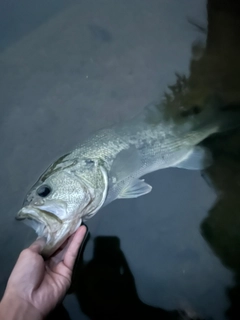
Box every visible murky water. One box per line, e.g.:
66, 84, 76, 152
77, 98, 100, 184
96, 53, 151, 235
1, 1, 240, 319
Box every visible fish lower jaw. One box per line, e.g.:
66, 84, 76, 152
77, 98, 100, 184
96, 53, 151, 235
23, 217, 51, 241
16, 207, 62, 244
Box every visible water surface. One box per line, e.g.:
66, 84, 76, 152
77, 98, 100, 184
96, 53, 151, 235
1, 1, 240, 319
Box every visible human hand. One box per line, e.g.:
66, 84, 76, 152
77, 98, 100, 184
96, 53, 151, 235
0, 225, 87, 320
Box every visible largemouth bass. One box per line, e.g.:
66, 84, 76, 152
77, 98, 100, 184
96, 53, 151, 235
16, 101, 239, 256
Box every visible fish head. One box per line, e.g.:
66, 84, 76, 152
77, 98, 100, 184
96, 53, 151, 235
16, 155, 108, 256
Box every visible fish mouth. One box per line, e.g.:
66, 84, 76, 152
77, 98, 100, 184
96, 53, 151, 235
16, 202, 83, 257
16, 206, 64, 256
16, 206, 62, 234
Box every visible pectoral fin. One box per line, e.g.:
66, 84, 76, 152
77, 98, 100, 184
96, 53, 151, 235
118, 179, 152, 199
174, 146, 212, 170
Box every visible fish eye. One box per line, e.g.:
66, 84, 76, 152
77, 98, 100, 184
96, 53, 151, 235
37, 185, 52, 197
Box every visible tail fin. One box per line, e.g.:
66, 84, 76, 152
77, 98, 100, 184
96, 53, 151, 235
180, 96, 240, 134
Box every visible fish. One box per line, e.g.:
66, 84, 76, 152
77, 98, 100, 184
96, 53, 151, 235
16, 99, 240, 256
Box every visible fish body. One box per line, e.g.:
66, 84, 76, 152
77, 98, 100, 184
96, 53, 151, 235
16, 102, 237, 256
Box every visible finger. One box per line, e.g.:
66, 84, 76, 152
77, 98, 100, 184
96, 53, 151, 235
48, 235, 74, 267
63, 225, 87, 270
29, 237, 46, 253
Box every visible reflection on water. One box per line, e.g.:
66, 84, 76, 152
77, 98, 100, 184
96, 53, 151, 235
162, 0, 240, 319
200, 1, 240, 319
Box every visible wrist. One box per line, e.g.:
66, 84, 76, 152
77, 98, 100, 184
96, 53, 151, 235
0, 294, 43, 320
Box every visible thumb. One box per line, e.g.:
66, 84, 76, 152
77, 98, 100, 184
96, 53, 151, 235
29, 237, 46, 254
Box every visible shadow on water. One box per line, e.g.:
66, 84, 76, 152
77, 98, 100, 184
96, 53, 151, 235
50, 235, 203, 320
